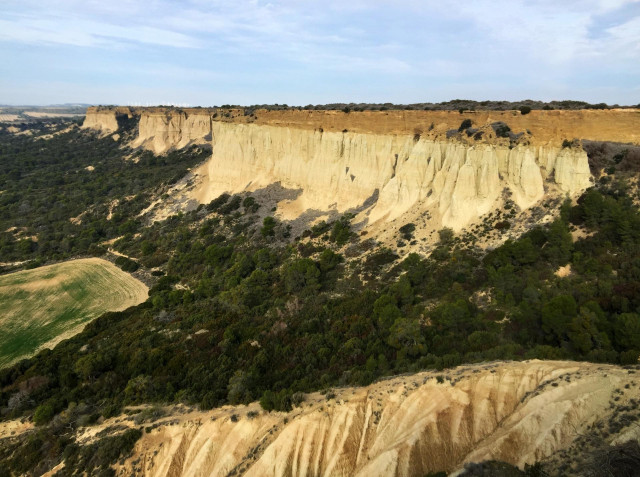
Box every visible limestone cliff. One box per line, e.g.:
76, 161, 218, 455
82, 107, 640, 231
108, 360, 639, 477
81, 108, 121, 133
191, 122, 590, 230
132, 109, 213, 154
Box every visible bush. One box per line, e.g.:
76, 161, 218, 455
494, 123, 511, 138
114, 256, 139, 272
458, 119, 472, 131
261, 216, 276, 237
519, 106, 532, 115
260, 389, 294, 412
219, 195, 241, 214
291, 392, 305, 407
438, 227, 454, 245
330, 216, 352, 246
33, 403, 55, 426
310, 220, 331, 238
206, 193, 230, 211
399, 223, 416, 240
242, 196, 259, 212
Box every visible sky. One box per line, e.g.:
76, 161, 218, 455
0, 0, 639, 106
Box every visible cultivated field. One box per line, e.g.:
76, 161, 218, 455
0, 258, 148, 367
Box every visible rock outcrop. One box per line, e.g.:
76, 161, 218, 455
82, 107, 640, 231
81, 109, 121, 134
111, 360, 640, 477
192, 122, 590, 230
132, 109, 213, 154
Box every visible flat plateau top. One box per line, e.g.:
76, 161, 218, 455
88, 106, 640, 145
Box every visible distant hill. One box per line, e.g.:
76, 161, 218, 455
0, 104, 88, 122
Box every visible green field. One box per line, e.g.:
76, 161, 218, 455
0, 258, 148, 367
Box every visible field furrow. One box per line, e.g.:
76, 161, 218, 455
0, 258, 148, 367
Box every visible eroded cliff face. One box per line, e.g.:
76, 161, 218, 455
81, 109, 121, 133
110, 361, 639, 477
132, 110, 213, 153
191, 122, 590, 230
80, 107, 640, 231
81, 107, 213, 151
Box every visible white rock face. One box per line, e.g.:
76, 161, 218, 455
132, 111, 212, 153
115, 361, 637, 477
191, 123, 591, 230
81, 108, 594, 231
81, 110, 119, 133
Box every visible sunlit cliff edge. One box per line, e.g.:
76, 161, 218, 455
97, 360, 639, 477
82, 107, 639, 232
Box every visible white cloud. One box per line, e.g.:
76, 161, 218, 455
0, 0, 638, 104
0, 12, 200, 49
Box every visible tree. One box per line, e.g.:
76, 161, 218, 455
387, 318, 426, 356
330, 216, 352, 246
282, 258, 320, 293
614, 313, 640, 350
541, 295, 577, 344
227, 370, 251, 404
318, 248, 342, 272
240, 269, 271, 309
438, 227, 454, 245
261, 216, 276, 237
33, 403, 55, 426
543, 219, 573, 265
567, 307, 605, 354
373, 294, 402, 329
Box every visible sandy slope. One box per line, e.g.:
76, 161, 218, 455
0, 418, 33, 439
110, 360, 639, 477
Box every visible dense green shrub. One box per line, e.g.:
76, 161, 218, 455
261, 216, 276, 237
115, 256, 139, 272
330, 215, 353, 246
494, 123, 511, 138
33, 403, 54, 426
459, 119, 473, 131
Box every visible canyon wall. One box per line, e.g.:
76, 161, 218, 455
132, 109, 213, 153
194, 122, 590, 229
81, 109, 121, 133
83, 107, 640, 230
113, 361, 639, 477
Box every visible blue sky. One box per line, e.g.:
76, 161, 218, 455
1, 0, 639, 106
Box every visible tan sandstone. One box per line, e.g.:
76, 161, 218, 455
111, 360, 639, 477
